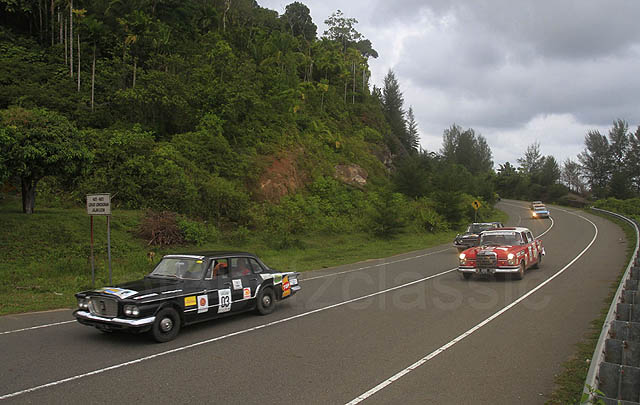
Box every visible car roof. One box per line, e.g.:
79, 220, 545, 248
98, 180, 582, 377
485, 226, 531, 233
163, 251, 258, 259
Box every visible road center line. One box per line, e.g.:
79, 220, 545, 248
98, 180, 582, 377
302, 246, 454, 281
0, 320, 76, 336
345, 209, 596, 404
0, 266, 459, 400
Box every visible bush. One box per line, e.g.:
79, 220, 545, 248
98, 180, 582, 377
411, 198, 448, 232
366, 191, 409, 239
138, 210, 184, 246
177, 216, 217, 246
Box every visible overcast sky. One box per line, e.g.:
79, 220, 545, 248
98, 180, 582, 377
258, 0, 640, 168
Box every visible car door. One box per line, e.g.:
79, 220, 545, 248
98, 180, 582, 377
189, 258, 234, 321
226, 257, 261, 311
180, 258, 220, 323
527, 231, 540, 264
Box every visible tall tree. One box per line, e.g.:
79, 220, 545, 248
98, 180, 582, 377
381, 69, 409, 153
517, 142, 544, 176
406, 107, 420, 152
323, 9, 361, 53
578, 130, 611, 197
0, 107, 90, 214
628, 126, 640, 194
440, 124, 493, 173
608, 119, 629, 168
282, 2, 316, 41
561, 158, 584, 194
539, 156, 561, 186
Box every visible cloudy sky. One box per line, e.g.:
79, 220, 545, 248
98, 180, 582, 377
258, 0, 640, 168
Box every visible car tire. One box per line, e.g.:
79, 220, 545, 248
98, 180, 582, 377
462, 273, 472, 280
256, 287, 276, 315
514, 262, 525, 280
151, 307, 181, 343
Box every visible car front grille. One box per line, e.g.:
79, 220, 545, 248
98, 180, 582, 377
476, 252, 497, 268
89, 297, 118, 318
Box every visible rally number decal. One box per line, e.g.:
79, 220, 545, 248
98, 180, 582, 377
218, 289, 232, 313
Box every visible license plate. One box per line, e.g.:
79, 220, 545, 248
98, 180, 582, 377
478, 268, 490, 274
289, 278, 298, 286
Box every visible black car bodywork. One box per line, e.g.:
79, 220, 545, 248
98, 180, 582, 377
73, 252, 300, 342
453, 222, 504, 251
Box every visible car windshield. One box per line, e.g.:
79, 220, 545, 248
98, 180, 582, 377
534, 206, 547, 212
149, 257, 205, 280
468, 224, 494, 233
480, 232, 521, 246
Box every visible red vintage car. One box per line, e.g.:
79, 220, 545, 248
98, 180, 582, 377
457, 227, 544, 280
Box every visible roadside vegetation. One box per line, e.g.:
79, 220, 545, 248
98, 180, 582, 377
547, 205, 637, 404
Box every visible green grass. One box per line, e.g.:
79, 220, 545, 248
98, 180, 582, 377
546, 210, 637, 404
0, 194, 507, 315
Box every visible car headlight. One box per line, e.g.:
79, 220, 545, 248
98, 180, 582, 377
77, 298, 89, 310
507, 253, 516, 265
124, 305, 140, 317
459, 253, 467, 265
532, 212, 537, 217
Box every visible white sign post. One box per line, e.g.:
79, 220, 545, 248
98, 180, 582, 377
86, 194, 113, 286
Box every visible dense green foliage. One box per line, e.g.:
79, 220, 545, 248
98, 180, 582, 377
578, 120, 640, 199
593, 197, 640, 223
0, 0, 501, 242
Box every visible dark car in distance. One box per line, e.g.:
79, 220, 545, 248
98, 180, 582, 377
453, 222, 504, 252
74, 252, 300, 342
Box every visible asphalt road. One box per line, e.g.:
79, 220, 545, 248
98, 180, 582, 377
0, 200, 629, 404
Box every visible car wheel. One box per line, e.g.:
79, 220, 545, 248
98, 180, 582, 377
256, 287, 276, 315
151, 307, 181, 343
462, 273, 472, 280
514, 262, 525, 280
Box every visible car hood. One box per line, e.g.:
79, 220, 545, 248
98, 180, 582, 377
465, 245, 518, 257
79, 277, 185, 301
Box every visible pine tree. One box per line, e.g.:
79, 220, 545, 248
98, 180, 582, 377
406, 107, 419, 153
382, 70, 409, 153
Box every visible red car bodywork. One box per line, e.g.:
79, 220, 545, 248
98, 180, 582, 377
457, 227, 544, 279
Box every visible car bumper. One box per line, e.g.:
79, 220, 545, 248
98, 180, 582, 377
73, 310, 155, 332
458, 266, 521, 275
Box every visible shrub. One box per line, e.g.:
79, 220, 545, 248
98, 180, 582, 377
177, 216, 217, 246
365, 191, 409, 239
411, 198, 448, 232
138, 210, 184, 246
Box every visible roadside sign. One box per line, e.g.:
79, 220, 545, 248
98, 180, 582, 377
86, 193, 113, 286
472, 200, 481, 210
87, 194, 111, 215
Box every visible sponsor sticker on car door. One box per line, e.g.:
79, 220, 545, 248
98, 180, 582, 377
197, 294, 208, 313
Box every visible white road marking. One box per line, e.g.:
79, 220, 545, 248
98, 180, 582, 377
302, 247, 454, 282
0, 267, 458, 400
345, 210, 597, 404
0, 320, 75, 335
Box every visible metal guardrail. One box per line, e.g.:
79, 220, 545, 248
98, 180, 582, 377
583, 208, 640, 404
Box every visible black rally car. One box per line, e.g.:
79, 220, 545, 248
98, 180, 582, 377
74, 252, 300, 342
